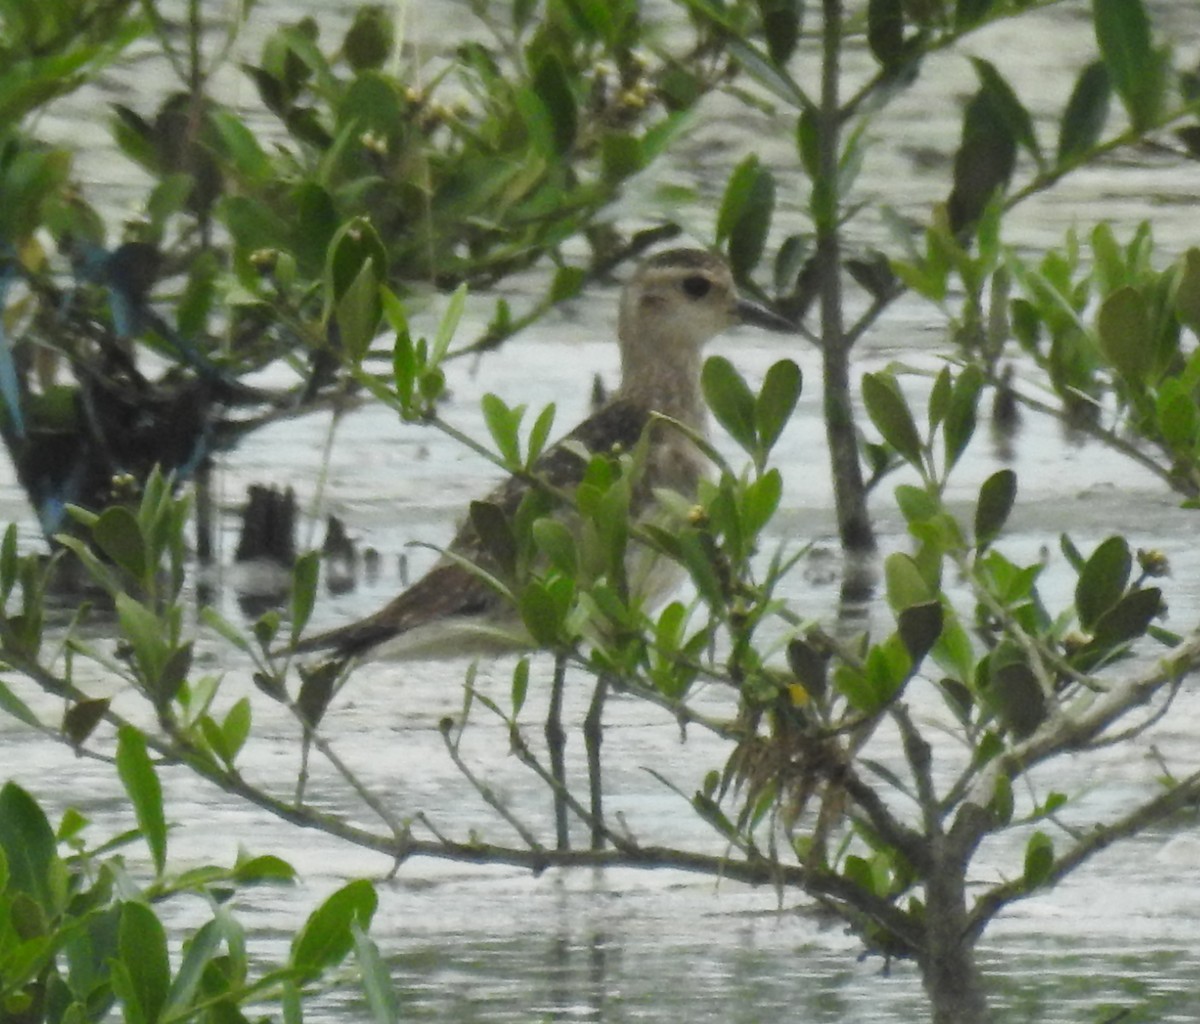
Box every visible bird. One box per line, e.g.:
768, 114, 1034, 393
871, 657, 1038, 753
294, 247, 797, 847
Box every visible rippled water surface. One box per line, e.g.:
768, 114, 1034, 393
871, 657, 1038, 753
7, 2, 1200, 1021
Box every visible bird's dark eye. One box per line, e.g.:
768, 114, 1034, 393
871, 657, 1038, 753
681, 275, 712, 299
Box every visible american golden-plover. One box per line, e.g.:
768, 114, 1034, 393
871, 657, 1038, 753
297, 248, 796, 848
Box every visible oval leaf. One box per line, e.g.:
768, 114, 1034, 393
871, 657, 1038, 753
290, 551, 320, 642
63, 697, 111, 749
975, 469, 1017, 550
0, 783, 59, 910
1090, 586, 1162, 648
1093, 0, 1161, 130
1075, 535, 1131, 631
702, 356, 758, 454
862, 372, 923, 464
990, 661, 1046, 739
519, 581, 561, 647
1057, 61, 1111, 165
867, 0, 905, 68
291, 878, 378, 980
116, 726, 167, 875
1097, 286, 1153, 384
1023, 830, 1054, 888
884, 552, 933, 611
118, 901, 170, 1024
532, 518, 577, 576
93, 506, 147, 582
754, 359, 802, 456
898, 601, 944, 666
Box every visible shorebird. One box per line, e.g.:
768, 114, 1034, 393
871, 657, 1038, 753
295, 247, 796, 846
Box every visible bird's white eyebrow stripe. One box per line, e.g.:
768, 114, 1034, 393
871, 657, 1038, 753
639, 249, 724, 273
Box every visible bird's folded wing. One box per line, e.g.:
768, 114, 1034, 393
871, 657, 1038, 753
295, 398, 654, 657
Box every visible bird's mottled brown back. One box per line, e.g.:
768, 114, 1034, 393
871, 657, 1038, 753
294, 398, 657, 656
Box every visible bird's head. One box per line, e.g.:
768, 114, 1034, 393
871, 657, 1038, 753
618, 249, 794, 362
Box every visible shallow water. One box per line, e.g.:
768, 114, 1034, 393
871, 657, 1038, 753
5, 2, 1200, 1021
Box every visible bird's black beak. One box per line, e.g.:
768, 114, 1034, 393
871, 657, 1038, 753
735, 296, 797, 333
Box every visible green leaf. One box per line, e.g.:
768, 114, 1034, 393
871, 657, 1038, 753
884, 552, 933, 611
691, 792, 737, 839
325, 217, 386, 326
702, 356, 758, 455
928, 366, 952, 430
511, 657, 530, 716
352, 921, 401, 1024
290, 551, 320, 642
983, 771, 1013, 825
867, 0, 905, 68
177, 249, 219, 340
947, 87, 1017, 236
955, 0, 995, 29
1093, 0, 1162, 131
862, 373, 923, 464
531, 52, 577, 154
1057, 61, 1111, 165
532, 518, 577, 575
898, 601, 943, 666
93, 506, 147, 581
730, 166, 775, 278
741, 469, 782, 539
296, 661, 340, 729
754, 359, 802, 458
944, 365, 983, 470
894, 485, 937, 526
989, 661, 1046, 738
481, 394, 522, 466
549, 266, 585, 304
282, 980, 302, 1024
1174, 249, 1200, 332
795, 109, 819, 180
716, 156, 761, 247
392, 330, 416, 412
62, 698, 110, 749
200, 607, 253, 655
431, 284, 467, 366
1158, 388, 1199, 452
0, 783, 60, 911
335, 259, 382, 365
725, 36, 809, 108
1076, 536, 1131, 631
116, 727, 167, 875
757, 0, 802, 65
222, 698, 252, 765
1097, 286, 1153, 384
116, 593, 170, 690
0, 681, 40, 728
210, 109, 273, 184
526, 403, 556, 465
786, 638, 828, 702
233, 852, 297, 883
1023, 830, 1054, 888
519, 581, 561, 646
291, 879, 378, 980
717, 156, 776, 277
117, 901, 170, 1024
1091, 587, 1161, 647
601, 131, 644, 183
972, 58, 1042, 169
163, 918, 224, 1017
674, 529, 727, 608
974, 469, 1017, 550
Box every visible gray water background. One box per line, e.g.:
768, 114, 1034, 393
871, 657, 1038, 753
6, 1, 1200, 1020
